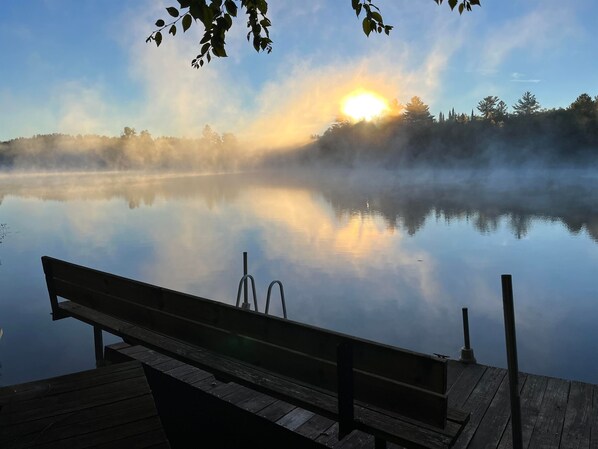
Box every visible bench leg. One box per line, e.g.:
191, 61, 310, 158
93, 326, 105, 367
375, 436, 387, 449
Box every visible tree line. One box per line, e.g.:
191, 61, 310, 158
281, 91, 598, 168
0, 126, 243, 172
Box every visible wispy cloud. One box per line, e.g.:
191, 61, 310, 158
475, 5, 578, 74
510, 72, 541, 83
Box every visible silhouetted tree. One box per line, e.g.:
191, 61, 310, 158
403, 96, 434, 123
513, 91, 541, 115
121, 127, 137, 138
477, 96, 498, 120
477, 96, 507, 122
569, 93, 596, 117
495, 100, 508, 122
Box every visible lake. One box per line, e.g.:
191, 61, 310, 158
1, 169, 597, 386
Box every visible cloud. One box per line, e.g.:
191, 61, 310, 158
510, 72, 541, 83
475, 5, 578, 74
55, 81, 120, 136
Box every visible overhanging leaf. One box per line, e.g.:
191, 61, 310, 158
182, 14, 192, 31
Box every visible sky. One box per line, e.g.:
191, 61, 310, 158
0, 0, 596, 147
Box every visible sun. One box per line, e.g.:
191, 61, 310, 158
341, 91, 389, 122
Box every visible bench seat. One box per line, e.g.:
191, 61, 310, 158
56, 300, 468, 449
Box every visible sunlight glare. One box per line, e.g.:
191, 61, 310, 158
342, 91, 389, 122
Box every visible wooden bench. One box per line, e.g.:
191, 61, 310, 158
42, 256, 469, 449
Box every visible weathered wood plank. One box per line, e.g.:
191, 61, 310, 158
2, 376, 150, 425
45, 256, 446, 393
220, 383, 266, 408
497, 373, 548, 449
3, 395, 160, 447
527, 377, 570, 449
591, 384, 598, 449
446, 361, 467, 391
209, 382, 247, 400
0, 394, 155, 443
296, 414, 337, 441
315, 422, 340, 447
560, 381, 593, 449
354, 407, 458, 449
447, 363, 487, 410
22, 416, 164, 449
333, 430, 375, 448
94, 428, 171, 449
466, 371, 526, 449
258, 400, 297, 422
162, 363, 204, 381
0, 361, 169, 449
235, 389, 278, 413
277, 408, 316, 431
451, 366, 506, 449
0, 361, 143, 402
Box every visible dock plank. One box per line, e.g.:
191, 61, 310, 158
332, 430, 374, 448
1, 394, 156, 443
591, 385, 598, 449
447, 361, 467, 391
560, 381, 593, 449
296, 414, 337, 440
315, 422, 340, 447
497, 373, 548, 449
448, 363, 487, 410
527, 377, 570, 449
467, 371, 526, 449
257, 399, 297, 422
452, 366, 506, 449
235, 390, 278, 413
0, 362, 143, 402
0, 361, 169, 449
29, 415, 164, 449
277, 407, 316, 431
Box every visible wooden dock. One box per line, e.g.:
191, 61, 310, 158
1, 343, 595, 448
105, 342, 598, 449
0, 360, 170, 449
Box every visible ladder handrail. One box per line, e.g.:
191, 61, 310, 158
235, 274, 259, 312
266, 280, 287, 319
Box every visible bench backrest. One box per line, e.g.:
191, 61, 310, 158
43, 256, 448, 427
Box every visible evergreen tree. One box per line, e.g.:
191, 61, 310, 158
403, 96, 434, 123
476, 96, 498, 120
569, 93, 596, 117
496, 100, 508, 121
477, 96, 508, 122
513, 91, 541, 115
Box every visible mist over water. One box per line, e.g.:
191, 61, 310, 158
0, 169, 597, 386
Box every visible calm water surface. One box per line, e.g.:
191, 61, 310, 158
0, 169, 597, 385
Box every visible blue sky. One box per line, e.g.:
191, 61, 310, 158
1, 0, 596, 146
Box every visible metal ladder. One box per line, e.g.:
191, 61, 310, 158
235, 252, 288, 319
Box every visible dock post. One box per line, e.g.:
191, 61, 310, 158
501, 274, 523, 449
93, 326, 104, 367
242, 251, 250, 310
337, 341, 355, 441
459, 307, 476, 364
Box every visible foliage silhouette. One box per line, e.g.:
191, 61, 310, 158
147, 0, 481, 68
